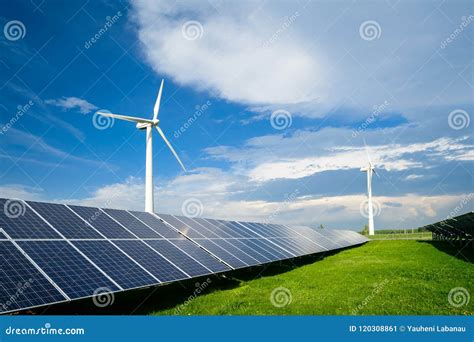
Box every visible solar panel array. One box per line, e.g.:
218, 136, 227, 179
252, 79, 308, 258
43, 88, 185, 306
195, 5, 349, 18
422, 212, 473, 242
0, 198, 368, 314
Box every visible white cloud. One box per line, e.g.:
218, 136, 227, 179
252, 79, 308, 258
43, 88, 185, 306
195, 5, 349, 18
132, 0, 471, 116
45, 97, 98, 114
405, 174, 423, 181
133, 1, 321, 106
206, 129, 473, 182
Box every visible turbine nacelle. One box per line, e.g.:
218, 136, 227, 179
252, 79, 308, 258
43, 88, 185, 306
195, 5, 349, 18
94, 79, 186, 213
136, 120, 159, 130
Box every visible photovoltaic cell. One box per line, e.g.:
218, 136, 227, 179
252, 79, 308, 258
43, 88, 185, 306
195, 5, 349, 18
72, 240, 158, 290
114, 240, 189, 283
145, 240, 210, 277
0, 241, 66, 313
158, 214, 204, 238
192, 239, 250, 269
227, 239, 272, 263
167, 239, 230, 273
103, 209, 161, 238
0, 199, 61, 239
207, 238, 263, 266
68, 205, 136, 239
27, 201, 103, 239
18, 240, 120, 299
130, 212, 182, 239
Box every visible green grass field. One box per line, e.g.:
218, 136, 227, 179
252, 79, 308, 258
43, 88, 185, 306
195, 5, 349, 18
369, 232, 432, 240
149, 240, 473, 315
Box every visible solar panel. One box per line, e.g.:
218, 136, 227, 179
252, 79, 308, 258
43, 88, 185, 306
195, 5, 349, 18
166, 239, 230, 273
67, 205, 136, 239
18, 240, 120, 299
145, 240, 211, 277
71, 240, 159, 290
0, 199, 61, 239
103, 209, 161, 238
158, 214, 207, 238
0, 241, 67, 314
113, 240, 189, 283
27, 201, 103, 239
0, 198, 368, 314
129, 211, 183, 239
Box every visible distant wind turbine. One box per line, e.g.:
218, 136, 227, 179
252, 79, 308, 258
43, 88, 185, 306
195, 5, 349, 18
96, 79, 186, 213
360, 139, 378, 236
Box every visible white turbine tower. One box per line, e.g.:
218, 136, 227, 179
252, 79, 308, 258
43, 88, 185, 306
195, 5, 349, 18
96, 79, 186, 213
360, 140, 377, 236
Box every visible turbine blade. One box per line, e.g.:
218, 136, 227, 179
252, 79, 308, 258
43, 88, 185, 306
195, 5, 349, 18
153, 79, 164, 121
373, 168, 380, 177
155, 125, 187, 172
96, 111, 153, 124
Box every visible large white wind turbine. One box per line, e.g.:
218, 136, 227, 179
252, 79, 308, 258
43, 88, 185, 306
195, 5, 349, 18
360, 140, 377, 236
96, 79, 186, 213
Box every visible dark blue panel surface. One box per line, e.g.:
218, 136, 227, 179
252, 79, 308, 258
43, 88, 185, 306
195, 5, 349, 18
145, 240, 211, 277
0, 199, 61, 239
168, 239, 230, 273
192, 218, 236, 238
0, 241, 66, 313
130, 212, 182, 239
18, 241, 120, 299
208, 239, 262, 266
226, 239, 271, 263
27, 201, 103, 239
161, 214, 216, 238
103, 209, 161, 238
72, 240, 158, 290
68, 205, 136, 239
191, 239, 250, 269
114, 240, 189, 283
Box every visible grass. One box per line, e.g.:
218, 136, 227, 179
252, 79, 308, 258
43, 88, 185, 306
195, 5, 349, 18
369, 232, 432, 240
40, 240, 473, 316
148, 240, 472, 315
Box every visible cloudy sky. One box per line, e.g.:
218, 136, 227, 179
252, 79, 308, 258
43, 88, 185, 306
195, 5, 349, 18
0, 0, 472, 231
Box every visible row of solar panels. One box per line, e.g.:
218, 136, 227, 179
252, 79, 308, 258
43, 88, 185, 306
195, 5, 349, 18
422, 212, 473, 241
0, 198, 368, 314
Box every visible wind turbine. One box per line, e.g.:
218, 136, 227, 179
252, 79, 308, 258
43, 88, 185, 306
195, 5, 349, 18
96, 79, 186, 213
360, 140, 377, 236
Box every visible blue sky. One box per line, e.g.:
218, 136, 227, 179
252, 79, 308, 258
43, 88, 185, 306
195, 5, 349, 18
0, 0, 472, 231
